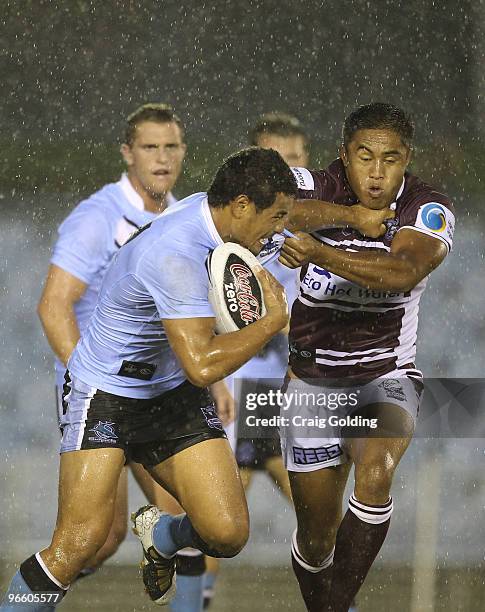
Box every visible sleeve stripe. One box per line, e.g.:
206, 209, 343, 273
397, 225, 452, 252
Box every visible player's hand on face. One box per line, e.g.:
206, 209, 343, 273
254, 266, 289, 329
278, 232, 320, 269
352, 204, 395, 238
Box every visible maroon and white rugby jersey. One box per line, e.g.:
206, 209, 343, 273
289, 160, 455, 382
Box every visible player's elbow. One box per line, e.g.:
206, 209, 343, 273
383, 277, 416, 293
37, 297, 50, 326
184, 368, 216, 388
182, 358, 217, 388
393, 269, 421, 292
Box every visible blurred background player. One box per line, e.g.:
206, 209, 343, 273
203, 113, 309, 609
279, 103, 455, 612
36, 103, 233, 611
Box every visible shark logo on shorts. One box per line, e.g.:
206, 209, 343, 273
88, 421, 119, 443
200, 404, 223, 431
378, 379, 406, 402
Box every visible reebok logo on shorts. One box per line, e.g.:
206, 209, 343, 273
88, 421, 119, 444
293, 444, 343, 465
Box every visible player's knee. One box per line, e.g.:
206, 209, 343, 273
55, 520, 112, 564
296, 528, 336, 567
206, 515, 249, 557
354, 460, 395, 503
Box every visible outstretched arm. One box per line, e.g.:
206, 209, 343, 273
279, 229, 447, 292
288, 199, 394, 238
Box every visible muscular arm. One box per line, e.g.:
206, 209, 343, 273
37, 264, 87, 366
288, 199, 394, 237
279, 229, 448, 292
163, 314, 285, 388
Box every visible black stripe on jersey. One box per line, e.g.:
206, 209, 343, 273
122, 220, 153, 247
115, 216, 144, 248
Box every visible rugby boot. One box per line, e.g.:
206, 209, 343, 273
131, 504, 176, 605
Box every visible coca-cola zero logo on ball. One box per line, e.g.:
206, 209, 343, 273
223, 254, 263, 327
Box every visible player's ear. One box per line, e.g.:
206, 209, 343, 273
404, 146, 413, 165
230, 195, 252, 219
339, 144, 349, 167
120, 143, 134, 166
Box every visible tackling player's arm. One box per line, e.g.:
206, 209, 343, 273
162, 268, 288, 387
288, 200, 394, 238
37, 264, 86, 366
279, 229, 447, 292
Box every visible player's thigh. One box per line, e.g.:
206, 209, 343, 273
55, 448, 125, 537
265, 455, 293, 502
348, 402, 414, 502
148, 438, 248, 535
289, 462, 351, 532
130, 460, 183, 513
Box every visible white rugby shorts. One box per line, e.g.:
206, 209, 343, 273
280, 373, 422, 473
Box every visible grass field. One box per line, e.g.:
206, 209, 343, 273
2, 563, 484, 611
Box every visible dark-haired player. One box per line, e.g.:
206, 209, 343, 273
278, 103, 455, 611
35, 104, 237, 611
202, 113, 310, 609
0, 148, 297, 611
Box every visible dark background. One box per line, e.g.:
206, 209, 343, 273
1, 0, 484, 218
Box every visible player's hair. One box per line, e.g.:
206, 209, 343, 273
343, 103, 414, 149
207, 148, 298, 210
124, 103, 185, 145
249, 112, 308, 146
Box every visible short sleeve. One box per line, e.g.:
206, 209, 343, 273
398, 201, 455, 252
291, 167, 338, 202
141, 252, 215, 320
51, 204, 111, 284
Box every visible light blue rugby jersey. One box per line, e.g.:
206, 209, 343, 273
67, 192, 222, 398
50, 174, 175, 386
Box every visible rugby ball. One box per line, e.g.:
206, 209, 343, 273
206, 243, 266, 334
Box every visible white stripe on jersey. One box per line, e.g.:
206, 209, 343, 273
316, 347, 393, 357
318, 236, 391, 252
297, 296, 403, 313
395, 279, 427, 368
202, 197, 224, 246
315, 353, 396, 366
